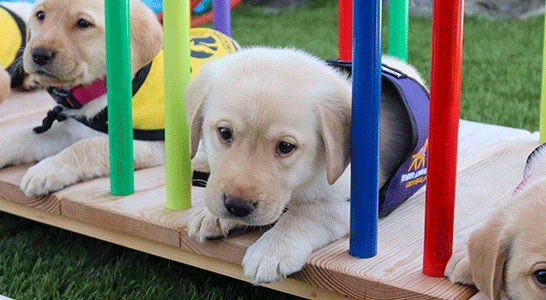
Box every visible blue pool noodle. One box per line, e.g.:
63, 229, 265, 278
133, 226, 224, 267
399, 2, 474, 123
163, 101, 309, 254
349, 0, 381, 258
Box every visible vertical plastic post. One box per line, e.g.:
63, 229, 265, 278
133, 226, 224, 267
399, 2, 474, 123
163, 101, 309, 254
423, 0, 464, 277
540, 12, 546, 143
213, 0, 231, 37
164, 0, 192, 210
350, 0, 381, 258
388, 0, 409, 62
105, 0, 134, 196
339, 0, 352, 61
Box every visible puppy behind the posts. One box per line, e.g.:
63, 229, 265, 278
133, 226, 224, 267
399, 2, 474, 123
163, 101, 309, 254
446, 143, 546, 300
0, 0, 237, 197
185, 46, 428, 284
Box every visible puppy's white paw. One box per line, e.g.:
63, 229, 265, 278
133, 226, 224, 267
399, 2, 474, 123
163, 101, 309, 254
20, 158, 77, 196
242, 230, 312, 285
445, 246, 474, 285
188, 207, 242, 242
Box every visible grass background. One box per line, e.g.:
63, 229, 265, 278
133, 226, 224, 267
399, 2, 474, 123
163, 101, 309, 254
1, 0, 545, 298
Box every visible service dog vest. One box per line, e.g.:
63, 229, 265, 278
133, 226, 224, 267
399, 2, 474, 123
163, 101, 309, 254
0, 5, 25, 69
326, 59, 430, 218
36, 28, 239, 141
0, 4, 26, 87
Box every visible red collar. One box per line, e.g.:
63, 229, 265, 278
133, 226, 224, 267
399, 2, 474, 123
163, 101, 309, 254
46, 77, 107, 109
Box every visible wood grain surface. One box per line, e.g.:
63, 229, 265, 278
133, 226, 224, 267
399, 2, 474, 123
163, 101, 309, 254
0, 90, 538, 299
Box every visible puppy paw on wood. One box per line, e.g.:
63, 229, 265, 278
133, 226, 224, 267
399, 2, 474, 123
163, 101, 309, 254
188, 207, 244, 242
445, 244, 473, 286
20, 157, 77, 196
242, 229, 312, 284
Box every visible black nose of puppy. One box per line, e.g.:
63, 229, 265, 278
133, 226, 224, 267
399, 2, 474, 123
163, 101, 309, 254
224, 195, 257, 217
32, 48, 55, 66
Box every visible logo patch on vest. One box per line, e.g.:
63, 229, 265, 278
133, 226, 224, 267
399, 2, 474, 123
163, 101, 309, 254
401, 140, 428, 188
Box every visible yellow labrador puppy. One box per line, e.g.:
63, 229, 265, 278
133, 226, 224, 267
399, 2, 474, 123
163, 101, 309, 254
0, 0, 238, 195
185, 47, 427, 284
446, 143, 546, 300
0, 0, 165, 196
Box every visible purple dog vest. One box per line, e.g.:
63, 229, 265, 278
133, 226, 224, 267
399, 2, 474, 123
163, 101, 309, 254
326, 59, 430, 218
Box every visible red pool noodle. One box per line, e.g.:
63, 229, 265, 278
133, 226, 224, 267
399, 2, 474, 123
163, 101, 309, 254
423, 0, 464, 277
338, 0, 352, 60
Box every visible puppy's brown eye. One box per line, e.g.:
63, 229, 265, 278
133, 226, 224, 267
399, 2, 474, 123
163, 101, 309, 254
218, 127, 232, 143
534, 270, 546, 286
76, 19, 91, 29
36, 11, 45, 21
276, 141, 295, 157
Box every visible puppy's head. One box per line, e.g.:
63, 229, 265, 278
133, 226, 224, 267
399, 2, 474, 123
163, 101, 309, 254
23, 0, 162, 87
185, 47, 351, 225
468, 179, 546, 300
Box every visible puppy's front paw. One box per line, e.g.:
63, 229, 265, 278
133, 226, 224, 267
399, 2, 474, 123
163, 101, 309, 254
188, 207, 242, 242
445, 246, 474, 285
23, 76, 43, 91
20, 158, 77, 196
242, 230, 312, 285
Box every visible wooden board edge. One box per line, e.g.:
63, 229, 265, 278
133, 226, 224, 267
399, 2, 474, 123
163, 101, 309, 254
60, 198, 181, 247
0, 196, 356, 300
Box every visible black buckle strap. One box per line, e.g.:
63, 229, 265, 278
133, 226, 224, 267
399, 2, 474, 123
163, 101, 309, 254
33, 105, 68, 134
46, 86, 83, 109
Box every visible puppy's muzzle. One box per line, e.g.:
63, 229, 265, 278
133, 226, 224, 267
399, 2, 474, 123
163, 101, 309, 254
223, 195, 257, 217
32, 48, 56, 66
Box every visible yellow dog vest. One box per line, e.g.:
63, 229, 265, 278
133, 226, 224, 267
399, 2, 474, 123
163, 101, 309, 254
132, 27, 239, 133
40, 28, 238, 140
0, 5, 25, 69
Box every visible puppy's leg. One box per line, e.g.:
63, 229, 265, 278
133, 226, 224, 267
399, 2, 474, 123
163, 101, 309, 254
445, 242, 474, 285
21, 137, 165, 196
188, 207, 245, 242
242, 200, 350, 284
0, 119, 101, 169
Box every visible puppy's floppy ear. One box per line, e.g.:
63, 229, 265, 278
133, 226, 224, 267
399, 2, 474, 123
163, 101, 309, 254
129, 0, 163, 73
468, 210, 512, 300
185, 67, 213, 159
317, 94, 352, 185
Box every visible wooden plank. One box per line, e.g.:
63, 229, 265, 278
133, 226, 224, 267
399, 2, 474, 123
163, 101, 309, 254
57, 166, 193, 247
0, 90, 53, 119
180, 227, 264, 265
0, 90, 540, 299
0, 164, 60, 213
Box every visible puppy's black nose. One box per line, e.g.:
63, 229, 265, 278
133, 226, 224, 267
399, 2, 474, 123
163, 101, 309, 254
224, 195, 257, 217
32, 48, 55, 66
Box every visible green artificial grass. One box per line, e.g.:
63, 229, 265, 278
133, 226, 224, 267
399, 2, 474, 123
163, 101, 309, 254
1, 0, 546, 299
0, 212, 300, 300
